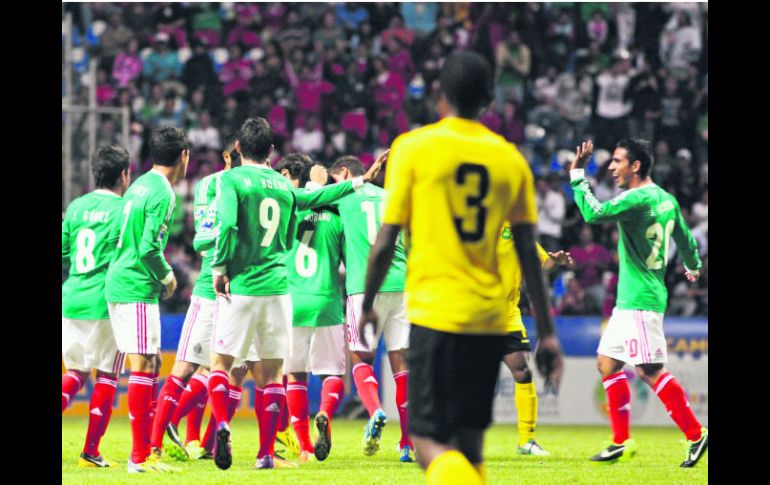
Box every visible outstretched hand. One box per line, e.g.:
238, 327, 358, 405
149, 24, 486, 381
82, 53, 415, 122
363, 149, 390, 183
548, 250, 574, 267
570, 140, 594, 171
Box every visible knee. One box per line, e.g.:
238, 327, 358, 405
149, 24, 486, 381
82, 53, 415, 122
636, 364, 664, 385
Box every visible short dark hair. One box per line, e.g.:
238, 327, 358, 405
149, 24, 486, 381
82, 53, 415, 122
92, 144, 130, 189
149, 126, 189, 166
223, 131, 241, 167
439, 50, 493, 119
330, 155, 365, 176
238, 117, 273, 161
616, 138, 654, 178
275, 153, 312, 185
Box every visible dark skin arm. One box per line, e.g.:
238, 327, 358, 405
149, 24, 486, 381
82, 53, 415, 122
359, 224, 401, 348
512, 224, 564, 392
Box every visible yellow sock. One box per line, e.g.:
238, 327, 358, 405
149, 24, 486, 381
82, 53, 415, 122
474, 463, 487, 484
515, 381, 538, 447
426, 450, 483, 485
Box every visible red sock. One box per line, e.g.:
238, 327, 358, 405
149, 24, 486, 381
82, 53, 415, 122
654, 372, 702, 441
227, 385, 243, 420
353, 363, 381, 415
150, 375, 186, 449
83, 375, 117, 456
171, 373, 208, 427
255, 386, 264, 452
279, 375, 289, 430
603, 371, 631, 444
259, 383, 286, 458
62, 371, 85, 412
128, 372, 155, 463
394, 371, 412, 448
185, 394, 207, 444
206, 370, 231, 425
202, 412, 216, 452
148, 373, 159, 442
320, 376, 345, 417
287, 382, 313, 452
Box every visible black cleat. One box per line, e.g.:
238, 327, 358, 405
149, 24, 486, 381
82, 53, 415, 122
680, 427, 708, 468
314, 412, 332, 461
214, 422, 232, 470
590, 439, 636, 463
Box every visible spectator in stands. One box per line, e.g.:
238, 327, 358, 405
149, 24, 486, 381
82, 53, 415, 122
669, 148, 698, 209
187, 110, 220, 151
400, 3, 439, 40
593, 53, 631, 150
151, 91, 185, 129
189, 2, 222, 47
112, 37, 143, 88
314, 10, 346, 50
381, 13, 415, 47
370, 55, 409, 141
536, 175, 566, 252
182, 37, 219, 98
494, 30, 531, 108
96, 68, 116, 106
559, 278, 598, 316
143, 32, 182, 84
501, 100, 525, 145
545, 8, 575, 67
292, 114, 325, 158
555, 55, 593, 147
627, 59, 661, 142
337, 3, 370, 32
138, 82, 165, 124
219, 43, 253, 97
153, 2, 189, 49
657, 75, 693, 151
386, 36, 416, 89
226, 4, 261, 48
586, 10, 609, 48
100, 11, 133, 61
569, 224, 613, 311
278, 9, 310, 53
659, 10, 702, 79
653, 140, 675, 182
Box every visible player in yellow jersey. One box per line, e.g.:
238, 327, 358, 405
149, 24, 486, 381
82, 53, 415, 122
498, 225, 572, 456
359, 51, 563, 485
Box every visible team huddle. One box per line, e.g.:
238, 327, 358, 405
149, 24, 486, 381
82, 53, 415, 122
62, 51, 707, 481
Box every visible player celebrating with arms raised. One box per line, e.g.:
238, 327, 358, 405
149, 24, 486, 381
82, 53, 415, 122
62, 145, 131, 468
360, 51, 563, 485
570, 139, 707, 467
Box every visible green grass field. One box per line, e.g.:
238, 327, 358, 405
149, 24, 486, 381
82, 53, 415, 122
62, 417, 707, 484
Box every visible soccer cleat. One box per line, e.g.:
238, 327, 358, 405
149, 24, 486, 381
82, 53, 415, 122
200, 451, 214, 460
214, 421, 232, 470
680, 427, 708, 468
276, 427, 301, 457
185, 440, 207, 460
127, 458, 154, 473
399, 445, 415, 463
298, 450, 313, 463
273, 453, 299, 468
147, 448, 181, 472
362, 408, 388, 456
589, 439, 637, 463
164, 424, 190, 461
313, 412, 332, 461
254, 455, 275, 469
517, 439, 550, 456
78, 452, 116, 467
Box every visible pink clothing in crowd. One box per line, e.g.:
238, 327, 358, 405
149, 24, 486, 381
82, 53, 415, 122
569, 243, 613, 288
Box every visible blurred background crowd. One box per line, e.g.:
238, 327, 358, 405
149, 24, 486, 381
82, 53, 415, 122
61, 2, 708, 317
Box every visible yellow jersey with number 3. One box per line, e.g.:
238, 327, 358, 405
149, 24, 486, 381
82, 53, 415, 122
383, 116, 537, 335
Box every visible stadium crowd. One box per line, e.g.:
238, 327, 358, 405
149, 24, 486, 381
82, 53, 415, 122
63, 2, 708, 317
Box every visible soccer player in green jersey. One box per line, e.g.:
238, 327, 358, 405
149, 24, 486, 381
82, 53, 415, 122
328, 155, 415, 462
278, 153, 386, 463
570, 139, 707, 467
151, 133, 243, 462
104, 126, 190, 473
62, 145, 130, 468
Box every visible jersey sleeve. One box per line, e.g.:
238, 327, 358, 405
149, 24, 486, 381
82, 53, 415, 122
536, 243, 550, 266
192, 178, 218, 253
382, 134, 414, 226
212, 172, 238, 274
294, 180, 354, 210
61, 206, 73, 268
570, 170, 641, 223
139, 192, 174, 282
672, 203, 702, 272
507, 154, 538, 226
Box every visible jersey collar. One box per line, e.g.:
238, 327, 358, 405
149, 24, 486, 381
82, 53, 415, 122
150, 168, 175, 193
93, 189, 121, 198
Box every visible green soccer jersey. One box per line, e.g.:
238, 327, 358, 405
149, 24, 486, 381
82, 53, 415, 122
212, 165, 299, 296
571, 170, 702, 313
335, 183, 407, 295
288, 203, 345, 327
62, 190, 125, 320
105, 170, 176, 303
191, 172, 221, 301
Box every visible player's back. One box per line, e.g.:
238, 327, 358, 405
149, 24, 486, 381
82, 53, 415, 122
105, 170, 176, 303
214, 165, 296, 295
385, 117, 537, 334
191, 172, 221, 301
336, 183, 407, 295
62, 190, 125, 320
613, 184, 698, 313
